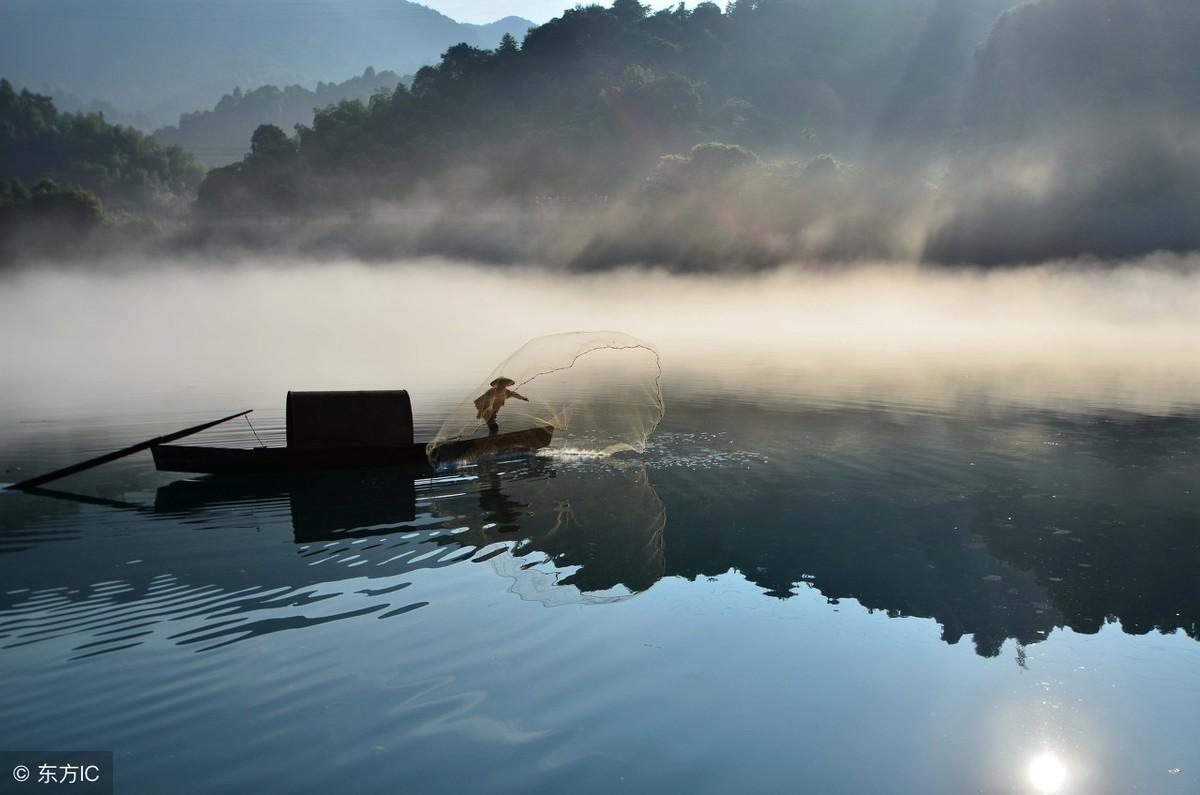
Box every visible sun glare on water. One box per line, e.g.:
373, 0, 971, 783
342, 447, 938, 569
1027, 753, 1068, 794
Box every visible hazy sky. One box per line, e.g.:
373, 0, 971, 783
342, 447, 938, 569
424, 0, 691, 24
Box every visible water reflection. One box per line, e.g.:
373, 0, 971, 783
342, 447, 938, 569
155, 469, 420, 543
437, 463, 666, 605
2, 404, 1198, 663
653, 406, 1200, 659
0, 459, 666, 657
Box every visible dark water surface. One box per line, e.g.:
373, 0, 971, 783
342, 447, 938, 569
3, 368, 1200, 793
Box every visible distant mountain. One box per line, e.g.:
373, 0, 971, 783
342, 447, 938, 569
0, 0, 534, 126
154, 68, 409, 166
43, 87, 158, 133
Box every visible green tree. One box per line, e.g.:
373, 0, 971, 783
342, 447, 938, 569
612, 0, 650, 24
153, 68, 406, 166
250, 124, 296, 159
497, 33, 520, 55
28, 179, 104, 227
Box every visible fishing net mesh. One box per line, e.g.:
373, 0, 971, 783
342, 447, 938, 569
427, 331, 664, 464
486, 463, 666, 606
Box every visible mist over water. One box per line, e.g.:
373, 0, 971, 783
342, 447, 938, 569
2, 256, 1198, 420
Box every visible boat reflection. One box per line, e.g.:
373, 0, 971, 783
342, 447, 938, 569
155, 468, 420, 543
0, 458, 666, 658
153, 459, 666, 605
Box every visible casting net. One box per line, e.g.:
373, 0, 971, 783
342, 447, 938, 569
486, 462, 666, 605
426, 459, 666, 606
426, 331, 664, 465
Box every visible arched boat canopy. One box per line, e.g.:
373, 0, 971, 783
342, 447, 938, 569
286, 390, 413, 449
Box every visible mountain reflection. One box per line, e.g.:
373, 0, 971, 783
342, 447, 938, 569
654, 407, 1200, 658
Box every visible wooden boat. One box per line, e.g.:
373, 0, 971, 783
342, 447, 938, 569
152, 425, 554, 475
6, 389, 551, 490
151, 390, 553, 476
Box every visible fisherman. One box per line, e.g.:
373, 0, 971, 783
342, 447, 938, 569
474, 377, 529, 436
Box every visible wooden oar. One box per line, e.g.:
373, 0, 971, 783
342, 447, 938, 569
6, 409, 252, 491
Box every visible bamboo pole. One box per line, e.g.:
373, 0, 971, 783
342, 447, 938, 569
7, 410, 252, 490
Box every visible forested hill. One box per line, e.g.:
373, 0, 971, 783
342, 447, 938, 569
0, 0, 532, 126
154, 69, 409, 166
0, 80, 202, 210
7, 0, 1200, 268
194, 0, 1200, 267
201, 0, 1022, 207
46, 88, 158, 133
971, 0, 1200, 135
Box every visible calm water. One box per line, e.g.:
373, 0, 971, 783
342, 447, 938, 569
2, 263, 1200, 794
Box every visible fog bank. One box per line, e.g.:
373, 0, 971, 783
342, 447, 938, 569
2, 256, 1198, 418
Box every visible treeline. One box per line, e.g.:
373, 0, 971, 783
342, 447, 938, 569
8, 0, 1200, 268
47, 87, 157, 132
154, 68, 409, 166
0, 79, 204, 263
195, 0, 1200, 268
0, 0, 533, 126
198, 0, 1010, 212
0, 79, 202, 211
1, 180, 103, 229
